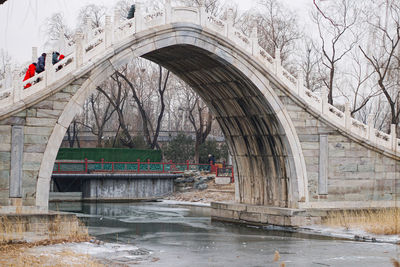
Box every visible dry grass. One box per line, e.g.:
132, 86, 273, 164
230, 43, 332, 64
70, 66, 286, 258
0, 214, 95, 266
0, 247, 104, 267
323, 208, 400, 235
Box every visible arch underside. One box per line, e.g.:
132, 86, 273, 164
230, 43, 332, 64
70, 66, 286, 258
143, 45, 290, 207
36, 28, 307, 209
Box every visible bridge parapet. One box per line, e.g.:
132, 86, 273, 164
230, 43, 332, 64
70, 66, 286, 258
0, 1, 398, 156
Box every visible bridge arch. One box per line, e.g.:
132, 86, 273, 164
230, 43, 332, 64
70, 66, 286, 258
35, 24, 308, 209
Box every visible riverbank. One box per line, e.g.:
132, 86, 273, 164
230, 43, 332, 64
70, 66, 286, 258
1, 202, 399, 266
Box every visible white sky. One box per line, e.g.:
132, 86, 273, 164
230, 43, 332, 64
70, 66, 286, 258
0, 0, 311, 64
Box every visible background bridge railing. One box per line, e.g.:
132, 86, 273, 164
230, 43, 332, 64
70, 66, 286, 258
53, 159, 234, 180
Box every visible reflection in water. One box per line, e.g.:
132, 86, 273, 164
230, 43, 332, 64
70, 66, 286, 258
51, 202, 399, 267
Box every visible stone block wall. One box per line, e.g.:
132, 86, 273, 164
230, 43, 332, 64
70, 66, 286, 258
274, 84, 400, 208
0, 84, 80, 211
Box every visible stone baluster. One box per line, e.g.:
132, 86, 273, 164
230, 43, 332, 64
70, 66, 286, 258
32, 47, 38, 63
198, 0, 206, 26
58, 28, 66, 53
367, 114, 375, 142
321, 87, 328, 114
113, 9, 121, 41
391, 124, 397, 151
84, 17, 92, 41
5, 64, 12, 89
75, 31, 84, 67
12, 70, 22, 103
274, 48, 282, 76
165, 0, 172, 24
45, 51, 54, 85
105, 15, 112, 48
135, 2, 144, 32
344, 102, 351, 130
250, 21, 259, 56
226, 8, 234, 37
296, 71, 304, 98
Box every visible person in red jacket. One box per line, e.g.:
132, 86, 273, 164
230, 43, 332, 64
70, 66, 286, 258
23, 63, 37, 89
57, 54, 65, 70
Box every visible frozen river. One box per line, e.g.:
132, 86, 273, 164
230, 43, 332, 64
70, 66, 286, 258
51, 202, 400, 266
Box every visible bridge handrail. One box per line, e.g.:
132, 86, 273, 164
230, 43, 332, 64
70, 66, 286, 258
1, 1, 399, 155
53, 159, 229, 175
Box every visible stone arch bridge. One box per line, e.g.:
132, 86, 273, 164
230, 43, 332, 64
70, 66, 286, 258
0, 2, 399, 217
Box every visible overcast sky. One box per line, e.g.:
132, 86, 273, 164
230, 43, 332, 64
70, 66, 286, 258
0, 0, 311, 64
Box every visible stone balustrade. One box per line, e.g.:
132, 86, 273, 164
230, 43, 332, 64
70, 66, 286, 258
0, 2, 397, 156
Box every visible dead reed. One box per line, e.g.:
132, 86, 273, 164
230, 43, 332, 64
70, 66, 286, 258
323, 208, 400, 235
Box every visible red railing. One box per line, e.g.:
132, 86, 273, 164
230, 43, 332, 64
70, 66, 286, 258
53, 158, 234, 181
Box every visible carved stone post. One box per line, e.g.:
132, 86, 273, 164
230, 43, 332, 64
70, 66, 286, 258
165, 0, 172, 24
12, 70, 22, 103
367, 114, 375, 142
274, 48, 282, 76
391, 124, 397, 151
135, 2, 144, 32
321, 87, 329, 114
84, 17, 92, 41
75, 31, 84, 68
5, 64, 12, 89
344, 102, 351, 129
297, 71, 304, 98
250, 21, 259, 56
58, 28, 66, 52
198, 0, 206, 26
32, 47, 38, 63
226, 8, 234, 37
45, 51, 54, 85
105, 15, 112, 47
113, 9, 121, 41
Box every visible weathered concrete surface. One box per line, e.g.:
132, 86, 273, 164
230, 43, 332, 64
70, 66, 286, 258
211, 202, 321, 227
81, 176, 175, 201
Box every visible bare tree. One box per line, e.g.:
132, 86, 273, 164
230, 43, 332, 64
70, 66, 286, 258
239, 0, 301, 68
78, 90, 116, 147
77, 4, 106, 28
359, 0, 400, 130
97, 71, 134, 148
312, 0, 361, 105
116, 61, 170, 150
66, 120, 80, 148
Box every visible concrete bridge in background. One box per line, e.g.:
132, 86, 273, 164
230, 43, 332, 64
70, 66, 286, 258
0, 1, 399, 224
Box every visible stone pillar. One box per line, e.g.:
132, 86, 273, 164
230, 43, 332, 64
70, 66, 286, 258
198, 0, 206, 26
318, 134, 328, 195
75, 31, 84, 68
344, 102, 351, 129
274, 48, 281, 76
391, 124, 397, 151
321, 87, 328, 114
32, 47, 38, 63
105, 15, 112, 48
226, 8, 234, 37
135, 2, 144, 32
165, 0, 172, 24
10, 126, 24, 198
367, 114, 375, 142
84, 17, 92, 41
297, 71, 304, 97
58, 29, 66, 53
4, 64, 12, 89
250, 21, 259, 56
45, 52, 54, 85
12, 70, 22, 103
113, 9, 121, 41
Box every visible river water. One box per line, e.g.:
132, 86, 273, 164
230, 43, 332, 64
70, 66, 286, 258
51, 202, 400, 266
